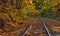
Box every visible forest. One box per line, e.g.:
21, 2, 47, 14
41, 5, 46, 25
0, 0, 60, 36
0, 0, 60, 19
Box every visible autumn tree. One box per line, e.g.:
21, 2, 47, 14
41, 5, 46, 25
32, 0, 60, 18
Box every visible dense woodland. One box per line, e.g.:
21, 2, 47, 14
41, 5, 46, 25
0, 0, 60, 18
0, 0, 60, 35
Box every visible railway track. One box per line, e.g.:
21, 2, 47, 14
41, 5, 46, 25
41, 19, 60, 36
1, 18, 60, 36
16, 19, 51, 36
41, 19, 51, 36
16, 19, 60, 36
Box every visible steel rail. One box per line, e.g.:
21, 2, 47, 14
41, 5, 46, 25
41, 19, 51, 36
16, 24, 32, 36
22, 24, 32, 36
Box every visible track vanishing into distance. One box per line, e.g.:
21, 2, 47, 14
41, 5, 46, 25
16, 19, 60, 36
0, 18, 60, 36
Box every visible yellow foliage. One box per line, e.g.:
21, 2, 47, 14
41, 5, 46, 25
29, 4, 36, 12
52, 0, 58, 6
20, 0, 37, 17
43, 0, 48, 3
36, 0, 41, 2
52, 7, 57, 14
42, 6, 47, 9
